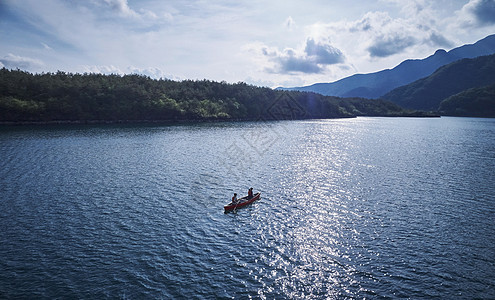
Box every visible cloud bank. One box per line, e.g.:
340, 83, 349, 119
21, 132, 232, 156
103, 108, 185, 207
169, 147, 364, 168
245, 0, 495, 87
0, 54, 44, 70
258, 38, 345, 74
1, 0, 495, 88
326, 9, 454, 59
367, 34, 417, 58
462, 0, 495, 25
81, 64, 177, 80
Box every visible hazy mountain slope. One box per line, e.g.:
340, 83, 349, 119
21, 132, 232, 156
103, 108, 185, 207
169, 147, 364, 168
380, 54, 495, 111
280, 34, 495, 99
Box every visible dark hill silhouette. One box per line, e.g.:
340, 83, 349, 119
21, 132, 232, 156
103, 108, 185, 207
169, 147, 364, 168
279, 34, 495, 99
439, 83, 495, 117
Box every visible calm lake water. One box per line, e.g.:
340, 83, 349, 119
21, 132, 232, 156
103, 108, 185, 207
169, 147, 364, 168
0, 117, 494, 299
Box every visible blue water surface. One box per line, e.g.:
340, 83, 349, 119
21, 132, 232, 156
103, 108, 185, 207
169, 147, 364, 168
0, 117, 494, 298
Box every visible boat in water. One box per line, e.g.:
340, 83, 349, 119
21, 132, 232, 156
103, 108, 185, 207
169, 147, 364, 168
224, 192, 261, 212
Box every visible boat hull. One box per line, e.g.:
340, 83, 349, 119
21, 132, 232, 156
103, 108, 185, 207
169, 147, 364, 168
224, 192, 261, 212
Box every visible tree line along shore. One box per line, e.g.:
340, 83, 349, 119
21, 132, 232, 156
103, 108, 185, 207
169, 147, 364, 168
0, 68, 436, 124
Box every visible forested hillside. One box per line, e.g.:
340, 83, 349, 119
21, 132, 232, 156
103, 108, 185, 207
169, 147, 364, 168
380, 54, 495, 113
439, 83, 495, 117
0, 69, 425, 123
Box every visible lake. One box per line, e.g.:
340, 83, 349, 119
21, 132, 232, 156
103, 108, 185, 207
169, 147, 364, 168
0, 117, 494, 298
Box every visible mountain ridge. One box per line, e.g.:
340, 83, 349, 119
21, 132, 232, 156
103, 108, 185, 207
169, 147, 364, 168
380, 53, 495, 113
279, 34, 495, 99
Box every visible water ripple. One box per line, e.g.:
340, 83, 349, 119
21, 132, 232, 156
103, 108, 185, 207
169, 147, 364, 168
1, 119, 494, 298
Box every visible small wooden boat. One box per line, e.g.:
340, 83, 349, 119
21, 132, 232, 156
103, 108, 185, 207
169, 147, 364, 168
224, 192, 261, 212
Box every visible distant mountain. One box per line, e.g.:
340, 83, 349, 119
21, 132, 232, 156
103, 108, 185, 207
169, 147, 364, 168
280, 34, 495, 99
439, 83, 495, 117
380, 54, 495, 112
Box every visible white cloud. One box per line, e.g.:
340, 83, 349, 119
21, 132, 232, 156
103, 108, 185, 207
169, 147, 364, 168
41, 42, 53, 50
426, 31, 454, 48
459, 0, 495, 26
103, 0, 137, 17
100, 0, 160, 21
346, 11, 427, 57
0, 53, 44, 70
81, 65, 178, 80
307, 5, 456, 63
259, 1, 467, 86
253, 38, 345, 74
367, 33, 417, 58
127, 66, 178, 80
381, 0, 427, 17
82, 65, 123, 75
305, 38, 345, 64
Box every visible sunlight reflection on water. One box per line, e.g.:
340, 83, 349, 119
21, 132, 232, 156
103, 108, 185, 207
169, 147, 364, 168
251, 119, 375, 298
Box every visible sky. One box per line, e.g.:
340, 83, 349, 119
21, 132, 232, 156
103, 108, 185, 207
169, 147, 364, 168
1, 0, 495, 88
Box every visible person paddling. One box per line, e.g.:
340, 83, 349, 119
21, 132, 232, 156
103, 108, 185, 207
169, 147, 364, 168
232, 193, 238, 204
248, 188, 253, 199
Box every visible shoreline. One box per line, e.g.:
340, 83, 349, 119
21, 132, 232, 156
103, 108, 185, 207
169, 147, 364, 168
0, 113, 441, 126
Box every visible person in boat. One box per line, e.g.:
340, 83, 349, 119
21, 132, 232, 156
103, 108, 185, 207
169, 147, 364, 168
232, 193, 238, 204
248, 188, 253, 199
